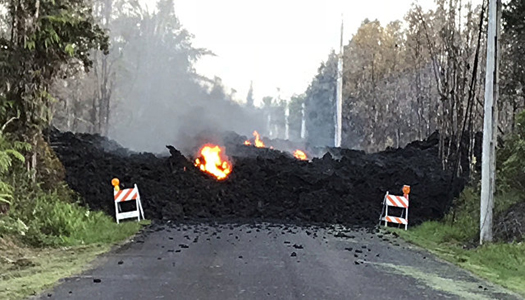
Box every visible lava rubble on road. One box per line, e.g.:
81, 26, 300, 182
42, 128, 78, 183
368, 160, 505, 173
47, 129, 465, 227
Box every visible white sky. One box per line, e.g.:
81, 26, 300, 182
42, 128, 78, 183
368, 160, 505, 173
163, 0, 481, 106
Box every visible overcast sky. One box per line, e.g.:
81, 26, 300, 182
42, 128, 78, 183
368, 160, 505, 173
164, 0, 481, 106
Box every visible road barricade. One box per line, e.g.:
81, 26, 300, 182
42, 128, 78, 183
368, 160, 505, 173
380, 185, 410, 230
112, 178, 145, 224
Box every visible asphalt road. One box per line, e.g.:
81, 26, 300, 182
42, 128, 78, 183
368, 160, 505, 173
36, 222, 521, 300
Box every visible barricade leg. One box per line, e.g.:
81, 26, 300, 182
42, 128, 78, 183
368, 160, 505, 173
405, 207, 408, 230
138, 198, 145, 220
115, 201, 119, 224
135, 186, 145, 220
384, 205, 389, 227
136, 200, 141, 222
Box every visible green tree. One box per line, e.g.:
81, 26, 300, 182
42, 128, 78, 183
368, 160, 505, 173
338, 1, 485, 164
288, 94, 305, 141
0, 0, 109, 129
501, 0, 525, 132
0, 0, 109, 172
304, 51, 337, 147
342, 19, 389, 150
499, 110, 525, 190
262, 96, 273, 108
49, 0, 265, 152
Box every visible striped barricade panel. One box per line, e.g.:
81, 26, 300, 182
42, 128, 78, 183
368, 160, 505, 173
114, 187, 138, 202
385, 195, 409, 208
383, 216, 408, 225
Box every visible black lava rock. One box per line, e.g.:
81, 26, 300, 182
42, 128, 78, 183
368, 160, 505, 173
48, 129, 464, 227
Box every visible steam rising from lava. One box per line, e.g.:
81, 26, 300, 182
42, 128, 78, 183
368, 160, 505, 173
194, 144, 232, 180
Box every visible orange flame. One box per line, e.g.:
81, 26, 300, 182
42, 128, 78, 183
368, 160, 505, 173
244, 131, 265, 148
294, 150, 308, 160
194, 144, 232, 180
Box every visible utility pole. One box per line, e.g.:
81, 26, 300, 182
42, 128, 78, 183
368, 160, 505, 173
301, 102, 306, 140
480, 0, 501, 245
276, 87, 281, 139
285, 102, 290, 140
335, 15, 344, 148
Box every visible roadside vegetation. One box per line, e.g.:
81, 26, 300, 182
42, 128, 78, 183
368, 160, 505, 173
0, 0, 149, 296
395, 191, 525, 297
0, 131, 145, 299
1, 0, 525, 298
394, 112, 525, 297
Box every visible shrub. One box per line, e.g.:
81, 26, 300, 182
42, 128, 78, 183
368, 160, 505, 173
499, 110, 525, 192
0, 131, 141, 247
0, 130, 29, 207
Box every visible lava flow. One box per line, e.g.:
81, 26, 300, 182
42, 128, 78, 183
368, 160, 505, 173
194, 144, 232, 180
293, 150, 308, 160
244, 131, 265, 148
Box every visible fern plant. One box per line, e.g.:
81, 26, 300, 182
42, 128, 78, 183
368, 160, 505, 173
0, 125, 30, 205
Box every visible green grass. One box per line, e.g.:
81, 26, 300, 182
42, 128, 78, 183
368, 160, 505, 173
2, 191, 146, 247
66, 214, 148, 245
0, 131, 148, 299
393, 188, 525, 297
0, 242, 112, 300
0, 219, 149, 300
0, 182, 149, 299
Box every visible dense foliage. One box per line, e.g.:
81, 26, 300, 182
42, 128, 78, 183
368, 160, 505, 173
498, 110, 525, 191
0, 0, 140, 247
0, 0, 109, 131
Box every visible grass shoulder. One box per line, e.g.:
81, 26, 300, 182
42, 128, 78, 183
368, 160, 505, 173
0, 219, 149, 300
391, 188, 525, 297
0, 133, 149, 299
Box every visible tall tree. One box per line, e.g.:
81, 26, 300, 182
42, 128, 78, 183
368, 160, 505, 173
410, 0, 485, 173
0, 0, 109, 171
288, 94, 306, 141
501, 0, 525, 133
343, 19, 402, 151
91, 0, 117, 136
304, 51, 337, 147
337, 0, 485, 171
49, 0, 267, 152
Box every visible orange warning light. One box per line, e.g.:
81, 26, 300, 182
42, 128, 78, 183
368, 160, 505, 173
112, 178, 120, 191
403, 185, 410, 195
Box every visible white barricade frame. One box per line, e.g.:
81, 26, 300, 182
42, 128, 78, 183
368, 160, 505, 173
114, 184, 145, 224
380, 185, 410, 230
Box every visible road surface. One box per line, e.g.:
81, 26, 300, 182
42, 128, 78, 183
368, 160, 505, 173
36, 222, 521, 300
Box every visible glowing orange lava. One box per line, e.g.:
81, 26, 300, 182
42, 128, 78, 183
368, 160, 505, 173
244, 131, 265, 148
293, 150, 308, 160
194, 144, 232, 180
